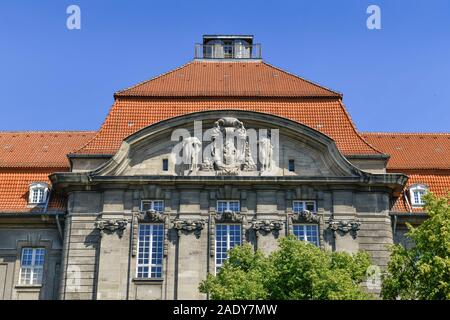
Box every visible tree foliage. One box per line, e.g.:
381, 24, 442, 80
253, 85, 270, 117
199, 236, 372, 300
381, 193, 450, 300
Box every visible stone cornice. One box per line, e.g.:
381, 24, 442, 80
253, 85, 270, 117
50, 173, 408, 193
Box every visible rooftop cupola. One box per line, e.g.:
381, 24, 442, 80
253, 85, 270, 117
195, 35, 262, 60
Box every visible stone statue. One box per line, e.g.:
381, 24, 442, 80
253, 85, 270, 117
182, 137, 202, 173
259, 137, 273, 172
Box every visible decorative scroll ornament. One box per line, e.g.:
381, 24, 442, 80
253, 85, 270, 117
292, 210, 320, 224
215, 210, 244, 223
251, 219, 283, 236
173, 219, 205, 238
328, 218, 361, 238
95, 219, 128, 238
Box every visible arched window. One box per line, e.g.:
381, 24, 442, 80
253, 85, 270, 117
28, 182, 49, 205
409, 184, 428, 207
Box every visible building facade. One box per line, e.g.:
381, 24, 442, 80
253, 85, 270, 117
0, 35, 449, 300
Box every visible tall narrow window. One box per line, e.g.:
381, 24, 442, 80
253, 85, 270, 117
217, 200, 240, 213
136, 224, 164, 278
215, 224, 241, 272
293, 225, 319, 246
19, 248, 45, 285
288, 159, 295, 172
293, 200, 316, 213
162, 159, 169, 171
141, 200, 164, 212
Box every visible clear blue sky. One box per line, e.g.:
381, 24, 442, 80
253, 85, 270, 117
0, 0, 449, 132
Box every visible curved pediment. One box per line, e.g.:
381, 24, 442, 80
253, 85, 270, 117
90, 110, 365, 178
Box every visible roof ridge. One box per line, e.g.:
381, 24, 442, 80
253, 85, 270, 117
114, 60, 195, 97
261, 61, 343, 97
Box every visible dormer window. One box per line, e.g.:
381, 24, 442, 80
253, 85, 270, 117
217, 200, 240, 213
28, 182, 49, 205
409, 184, 428, 207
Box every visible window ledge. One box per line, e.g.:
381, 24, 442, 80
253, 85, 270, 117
132, 278, 164, 284
15, 284, 42, 289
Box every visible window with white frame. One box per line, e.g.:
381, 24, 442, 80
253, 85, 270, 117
136, 224, 164, 278
293, 200, 316, 213
215, 224, 241, 272
19, 248, 45, 285
141, 200, 164, 212
293, 225, 319, 246
217, 200, 240, 213
409, 184, 428, 206
28, 182, 49, 205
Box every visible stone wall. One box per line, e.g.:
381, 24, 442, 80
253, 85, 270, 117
0, 216, 62, 300
57, 183, 396, 300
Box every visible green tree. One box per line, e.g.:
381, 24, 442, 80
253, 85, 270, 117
200, 236, 372, 300
382, 193, 450, 300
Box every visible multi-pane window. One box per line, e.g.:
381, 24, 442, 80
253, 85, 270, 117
141, 200, 164, 212
293, 200, 316, 213
410, 185, 427, 206
293, 225, 319, 246
31, 188, 45, 203
136, 224, 164, 278
215, 224, 241, 272
19, 248, 45, 285
28, 183, 48, 205
217, 200, 240, 213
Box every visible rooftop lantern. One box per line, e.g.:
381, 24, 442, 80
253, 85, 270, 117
195, 35, 262, 59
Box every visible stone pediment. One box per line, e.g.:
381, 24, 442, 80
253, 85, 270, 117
89, 110, 366, 178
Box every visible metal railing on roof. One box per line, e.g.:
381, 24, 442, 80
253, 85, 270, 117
194, 43, 262, 59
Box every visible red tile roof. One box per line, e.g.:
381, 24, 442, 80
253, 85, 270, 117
0, 132, 95, 213
76, 61, 381, 156
115, 61, 342, 98
363, 133, 450, 212
362, 133, 450, 170
390, 170, 450, 213
74, 98, 382, 156
0, 131, 96, 168
0, 169, 66, 213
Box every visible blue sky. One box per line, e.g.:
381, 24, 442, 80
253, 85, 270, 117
0, 0, 449, 132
